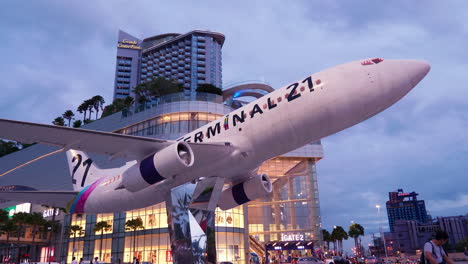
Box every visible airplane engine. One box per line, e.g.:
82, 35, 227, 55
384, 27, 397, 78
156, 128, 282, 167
122, 142, 194, 192
218, 174, 272, 210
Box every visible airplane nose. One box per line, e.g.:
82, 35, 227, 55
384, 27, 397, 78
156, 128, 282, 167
358, 59, 431, 118
405, 60, 431, 87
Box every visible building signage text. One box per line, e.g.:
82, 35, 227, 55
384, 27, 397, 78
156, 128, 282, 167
43, 208, 60, 218
117, 39, 142, 50
281, 233, 305, 241
3, 203, 31, 218
166, 251, 172, 262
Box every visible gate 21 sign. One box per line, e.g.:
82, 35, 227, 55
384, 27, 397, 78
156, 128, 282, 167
281, 233, 305, 241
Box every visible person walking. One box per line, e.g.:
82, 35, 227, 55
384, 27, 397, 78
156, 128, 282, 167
79, 258, 83, 264
71, 257, 77, 264
94, 257, 99, 264
423, 231, 454, 264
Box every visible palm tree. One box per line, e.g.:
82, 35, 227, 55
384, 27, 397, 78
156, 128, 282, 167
27, 213, 46, 261
11, 212, 29, 242
338, 226, 349, 254
349, 223, 365, 257
94, 221, 112, 260
0, 209, 8, 224
85, 99, 94, 120
322, 229, 331, 252
62, 110, 75, 127
77, 102, 88, 121
44, 218, 59, 264
0, 210, 13, 259
125, 218, 144, 259
11, 212, 29, 262
1, 220, 17, 261
91, 95, 105, 119
331, 226, 348, 255
69, 225, 84, 258
123, 96, 134, 108
330, 228, 338, 254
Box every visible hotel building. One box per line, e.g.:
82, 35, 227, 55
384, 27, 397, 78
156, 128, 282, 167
386, 189, 430, 232
114, 30, 223, 100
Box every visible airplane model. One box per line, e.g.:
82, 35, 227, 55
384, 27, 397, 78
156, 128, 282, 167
0, 58, 430, 214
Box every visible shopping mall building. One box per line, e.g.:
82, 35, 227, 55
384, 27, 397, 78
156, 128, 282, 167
0, 30, 324, 264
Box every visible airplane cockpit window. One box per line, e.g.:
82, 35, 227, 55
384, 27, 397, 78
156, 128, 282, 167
361, 58, 384, 65
371, 58, 384, 64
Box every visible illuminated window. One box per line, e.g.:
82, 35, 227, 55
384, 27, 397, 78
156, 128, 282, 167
66, 241, 84, 264
69, 214, 86, 238
96, 213, 114, 234
215, 207, 244, 228
125, 203, 167, 231
216, 232, 245, 263
94, 238, 112, 262
115, 112, 223, 136
123, 234, 170, 263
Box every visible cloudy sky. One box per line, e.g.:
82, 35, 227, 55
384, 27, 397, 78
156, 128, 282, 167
1, 0, 467, 251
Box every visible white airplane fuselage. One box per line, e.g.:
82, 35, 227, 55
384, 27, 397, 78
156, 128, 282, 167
72, 58, 430, 213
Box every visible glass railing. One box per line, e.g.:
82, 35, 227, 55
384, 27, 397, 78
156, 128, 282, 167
224, 80, 272, 89
121, 92, 223, 118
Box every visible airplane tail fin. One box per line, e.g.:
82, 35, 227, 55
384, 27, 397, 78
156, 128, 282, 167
65, 149, 102, 191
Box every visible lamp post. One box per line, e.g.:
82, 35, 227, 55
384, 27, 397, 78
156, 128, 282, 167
333, 225, 337, 255
376, 205, 388, 259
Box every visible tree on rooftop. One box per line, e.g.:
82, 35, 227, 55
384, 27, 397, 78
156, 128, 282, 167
91, 95, 105, 119
77, 102, 88, 122
196, 83, 222, 95
0, 140, 20, 157
101, 96, 134, 118
52, 117, 65, 126
72, 120, 82, 128
85, 99, 94, 120
133, 77, 183, 103
62, 110, 75, 127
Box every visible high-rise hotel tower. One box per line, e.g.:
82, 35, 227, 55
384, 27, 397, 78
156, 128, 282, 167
114, 30, 224, 100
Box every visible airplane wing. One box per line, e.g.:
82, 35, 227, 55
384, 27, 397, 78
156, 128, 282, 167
0, 118, 173, 159
0, 190, 78, 208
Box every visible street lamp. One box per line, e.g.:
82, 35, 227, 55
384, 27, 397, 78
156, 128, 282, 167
376, 205, 388, 259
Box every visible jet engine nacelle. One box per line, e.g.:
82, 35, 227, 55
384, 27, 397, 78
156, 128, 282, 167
122, 142, 194, 192
218, 174, 273, 210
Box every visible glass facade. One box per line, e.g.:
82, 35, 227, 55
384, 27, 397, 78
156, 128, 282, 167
115, 111, 223, 137
249, 158, 322, 244
62, 205, 246, 264
60, 155, 322, 263
115, 56, 133, 97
